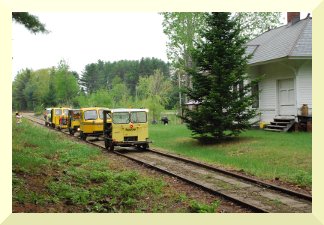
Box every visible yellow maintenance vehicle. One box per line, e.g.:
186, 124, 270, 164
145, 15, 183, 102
79, 107, 110, 140
50, 107, 70, 130
67, 109, 81, 135
102, 108, 151, 151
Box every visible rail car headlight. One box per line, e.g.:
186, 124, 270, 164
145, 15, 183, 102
77, 128, 80, 131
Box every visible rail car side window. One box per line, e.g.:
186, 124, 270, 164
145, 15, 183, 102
63, 109, 69, 116
131, 111, 147, 123
84, 110, 98, 120
55, 109, 62, 115
73, 111, 80, 120
99, 109, 111, 119
113, 112, 130, 124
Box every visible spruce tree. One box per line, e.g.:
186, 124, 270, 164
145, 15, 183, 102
182, 12, 258, 142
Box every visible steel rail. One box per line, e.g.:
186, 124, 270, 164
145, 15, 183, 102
146, 148, 312, 202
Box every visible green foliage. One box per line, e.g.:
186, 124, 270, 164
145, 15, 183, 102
12, 12, 49, 34
76, 89, 113, 108
160, 12, 207, 69
189, 200, 220, 213
136, 69, 172, 121
182, 12, 257, 141
12, 69, 32, 110
12, 61, 79, 111
53, 60, 79, 105
12, 56, 176, 111
79, 58, 171, 96
232, 12, 282, 40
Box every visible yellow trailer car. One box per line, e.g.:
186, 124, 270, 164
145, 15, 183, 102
79, 107, 110, 140
51, 107, 70, 129
103, 108, 151, 151
67, 109, 81, 135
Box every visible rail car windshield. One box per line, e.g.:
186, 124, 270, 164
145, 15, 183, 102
84, 110, 98, 120
113, 112, 130, 124
131, 111, 147, 123
55, 109, 62, 115
112, 111, 147, 124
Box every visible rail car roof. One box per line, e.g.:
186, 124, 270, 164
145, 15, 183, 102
52, 107, 70, 110
80, 107, 109, 111
108, 108, 149, 113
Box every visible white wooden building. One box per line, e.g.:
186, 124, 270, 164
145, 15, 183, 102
246, 12, 312, 124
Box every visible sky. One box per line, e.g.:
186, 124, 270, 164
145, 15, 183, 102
12, 12, 311, 81
12, 12, 169, 80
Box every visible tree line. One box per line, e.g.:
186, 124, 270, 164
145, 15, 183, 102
12, 58, 175, 121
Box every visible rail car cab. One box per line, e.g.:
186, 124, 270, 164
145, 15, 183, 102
44, 108, 52, 126
51, 107, 70, 130
103, 108, 151, 151
79, 107, 110, 140
67, 109, 81, 135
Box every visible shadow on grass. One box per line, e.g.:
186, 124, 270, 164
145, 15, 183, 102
193, 135, 255, 146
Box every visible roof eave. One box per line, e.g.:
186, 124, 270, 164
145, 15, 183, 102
248, 55, 312, 67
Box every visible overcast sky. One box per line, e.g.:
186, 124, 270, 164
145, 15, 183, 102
12, 12, 169, 80
12, 12, 310, 80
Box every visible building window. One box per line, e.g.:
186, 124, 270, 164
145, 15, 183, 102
252, 83, 259, 108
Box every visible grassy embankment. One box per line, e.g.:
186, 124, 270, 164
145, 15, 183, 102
150, 124, 312, 188
12, 118, 219, 213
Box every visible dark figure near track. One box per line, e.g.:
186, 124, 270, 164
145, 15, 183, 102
161, 116, 169, 125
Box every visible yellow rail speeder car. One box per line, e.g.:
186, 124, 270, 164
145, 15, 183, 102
102, 108, 151, 151
79, 107, 110, 140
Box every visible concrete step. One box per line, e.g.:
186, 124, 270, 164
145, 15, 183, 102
274, 118, 295, 123
270, 121, 290, 125
266, 125, 286, 129
264, 128, 283, 132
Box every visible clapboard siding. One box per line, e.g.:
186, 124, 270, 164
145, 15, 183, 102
296, 61, 312, 115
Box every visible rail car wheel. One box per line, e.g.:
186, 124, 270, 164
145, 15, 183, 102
105, 140, 114, 151
109, 143, 114, 151
69, 128, 74, 135
104, 139, 109, 149
80, 132, 87, 140
142, 144, 149, 150
52, 123, 55, 129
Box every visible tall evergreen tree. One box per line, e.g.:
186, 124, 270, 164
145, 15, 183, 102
182, 12, 258, 142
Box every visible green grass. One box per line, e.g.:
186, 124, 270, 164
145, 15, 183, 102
149, 124, 312, 188
12, 117, 220, 212
12, 118, 165, 212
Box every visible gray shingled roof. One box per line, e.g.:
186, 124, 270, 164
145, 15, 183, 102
246, 18, 312, 65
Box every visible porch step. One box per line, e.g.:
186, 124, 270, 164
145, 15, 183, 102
264, 128, 283, 132
266, 125, 287, 129
270, 121, 291, 125
264, 117, 296, 132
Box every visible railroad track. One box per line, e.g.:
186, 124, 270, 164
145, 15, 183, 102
23, 113, 312, 213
